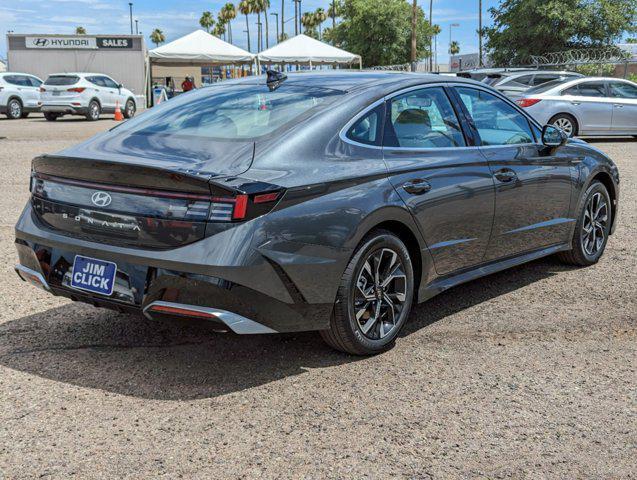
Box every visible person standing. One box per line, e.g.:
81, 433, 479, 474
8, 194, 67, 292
181, 77, 195, 92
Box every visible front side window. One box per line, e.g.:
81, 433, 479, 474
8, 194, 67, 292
101, 77, 119, 89
456, 87, 534, 146
608, 81, 637, 99
27, 76, 42, 87
346, 104, 383, 146
383, 87, 465, 148
121, 84, 343, 140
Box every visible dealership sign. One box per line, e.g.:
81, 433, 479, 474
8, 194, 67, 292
26, 36, 97, 49
97, 38, 132, 49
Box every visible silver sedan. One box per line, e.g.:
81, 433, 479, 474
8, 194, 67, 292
516, 77, 637, 137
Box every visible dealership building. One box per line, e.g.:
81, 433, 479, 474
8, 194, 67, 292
6, 34, 147, 101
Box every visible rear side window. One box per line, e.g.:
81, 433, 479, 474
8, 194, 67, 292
121, 84, 343, 140
384, 87, 465, 148
504, 74, 534, 87
533, 74, 559, 86
566, 82, 607, 98
456, 87, 533, 146
346, 104, 384, 146
44, 75, 80, 86
609, 81, 637, 99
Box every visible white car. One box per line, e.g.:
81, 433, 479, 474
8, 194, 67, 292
0, 72, 43, 119
40, 73, 136, 121
516, 77, 637, 138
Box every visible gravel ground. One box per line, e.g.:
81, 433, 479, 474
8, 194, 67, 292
0, 115, 635, 479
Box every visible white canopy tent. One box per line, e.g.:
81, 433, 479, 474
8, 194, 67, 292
257, 34, 362, 69
149, 30, 254, 65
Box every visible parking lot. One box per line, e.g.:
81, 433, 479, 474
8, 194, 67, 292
0, 115, 635, 479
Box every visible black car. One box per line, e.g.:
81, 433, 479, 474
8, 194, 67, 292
15, 71, 620, 355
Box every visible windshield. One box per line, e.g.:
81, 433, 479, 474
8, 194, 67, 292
122, 83, 343, 141
44, 75, 79, 86
525, 79, 568, 95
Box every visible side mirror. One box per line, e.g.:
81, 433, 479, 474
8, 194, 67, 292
542, 124, 568, 147
118, 83, 123, 89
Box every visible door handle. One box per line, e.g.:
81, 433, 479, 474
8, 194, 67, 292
613, 104, 624, 108
494, 168, 518, 183
402, 179, 431, 195
570, 101, 581, 106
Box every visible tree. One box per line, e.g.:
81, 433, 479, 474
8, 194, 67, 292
325, 0, 434, 67
251, 0, 264, 51
314, 8, 327, 39
222, 3, 237, 44
328, 0, 343, 30
410, 0, 417, 64
432, 24, 441, 70
238, 0, 252, 52
199, 11, 215, 33
484, 0, 637, 66
301, 12, 318, 39
262, 0, 270, 49
150, 28, 165, 47
216, 12, 228, 41
75, 26, 86, 34
449, 40, 460, 55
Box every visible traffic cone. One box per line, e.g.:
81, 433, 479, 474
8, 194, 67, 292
114, 101, 124, 121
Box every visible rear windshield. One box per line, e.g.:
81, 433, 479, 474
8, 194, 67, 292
44, 75, 79, 86
120, 83, 343, 140
525, 79, 568, 95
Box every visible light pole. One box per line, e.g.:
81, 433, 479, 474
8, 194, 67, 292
294, 0, 299, 36
135, 19, 139, 35
478, 0, 483, 67
128, 3, 133, 35
449, 22, 459, 61
298, 0, 303, 34
271, 12, 279, 43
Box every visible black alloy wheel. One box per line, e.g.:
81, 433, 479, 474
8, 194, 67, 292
321, 230, 414, 355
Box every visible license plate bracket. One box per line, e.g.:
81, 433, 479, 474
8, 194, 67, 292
70, 255, 117, 296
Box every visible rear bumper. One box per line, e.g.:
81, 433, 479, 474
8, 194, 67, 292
14, 203, 336, 333
41, 104, 88, 115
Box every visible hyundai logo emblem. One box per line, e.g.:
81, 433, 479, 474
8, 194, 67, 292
34, 38, 49, 47
91, 191, 112, 207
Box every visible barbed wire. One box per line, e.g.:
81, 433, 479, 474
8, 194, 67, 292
368, 63, 411, 71
527, 47, 630, 67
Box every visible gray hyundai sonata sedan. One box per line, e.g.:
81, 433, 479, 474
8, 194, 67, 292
14, 71, 620, 355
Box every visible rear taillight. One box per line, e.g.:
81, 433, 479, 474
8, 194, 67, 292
516, 98, 541, 108
209, 190, 281, 222
67, 87, 86, 93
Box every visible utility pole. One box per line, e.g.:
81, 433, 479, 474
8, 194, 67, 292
271, 13, 279, 44
478, 0, 483, 67
429, 0, 433, 71
128, 3, 133, 35
298, 0, 303, 34
410, 0, 417, 71
294, 0, 298, 36
281, 0, 285, 40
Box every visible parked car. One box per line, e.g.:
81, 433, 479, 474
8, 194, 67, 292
0, 72, 43, 119
15, 71, 620, 355
456, 68, 530, 82
40, 73, 136, 121
484, 70, 584, 100
516, 77, 637, 137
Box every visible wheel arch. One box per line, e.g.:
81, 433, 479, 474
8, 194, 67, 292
89, 97, 101, 109
549, 111, 580, 135
7, 95, 23, 105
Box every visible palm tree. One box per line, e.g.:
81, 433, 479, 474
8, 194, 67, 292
327, 0, 342, 30
213, 21, 227, 40
314, 8, 327, 40
222, 3, 237, 44
301, 12, 317, 38
251, 0, 265, 51
150, 28, 165, 47
216, 12, 228, 41
238, 0, 252, 52
449, 40, 460, 56
199, 11, 215, 33
75, 26, 86, 34
432, 24, 441, 71
262, 0, 270, 49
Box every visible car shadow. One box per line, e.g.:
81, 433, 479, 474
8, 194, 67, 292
581, 137, 636, 143
0, 257, 575, 400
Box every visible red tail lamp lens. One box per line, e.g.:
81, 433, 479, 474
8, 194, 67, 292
232, 194, 248, 219
253, 192, 280, 204
67, 87, 86, 93
516, 98, 541, 108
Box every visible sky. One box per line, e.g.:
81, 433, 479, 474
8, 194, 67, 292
0, 0, 500, 64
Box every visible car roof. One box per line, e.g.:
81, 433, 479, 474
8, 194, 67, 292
47, 72, 111, 77
225, 70, 479, 93
0, 72, 41, 77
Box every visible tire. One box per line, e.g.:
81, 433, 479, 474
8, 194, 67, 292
123, 99, 136, 119
5, 98, 22, 119
320, 229, 415, 355
549, 113, 578, 138
557, 181, 611, 266
44, 112, 59, 121
86, 100, 100, 121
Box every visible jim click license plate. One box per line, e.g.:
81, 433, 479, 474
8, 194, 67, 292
70, 255, 117, 296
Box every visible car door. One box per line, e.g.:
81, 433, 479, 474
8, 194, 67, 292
24, 75, 42, 108
608, 81, 637, 133
561, 81, 613, 133
382, 85, 495, 276
5, 75, 33, 107
453, 86, 575, 261
100, 76, 122, 110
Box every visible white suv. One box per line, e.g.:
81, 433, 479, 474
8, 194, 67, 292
40, 73, 136, 121
0, 72, 43, 119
